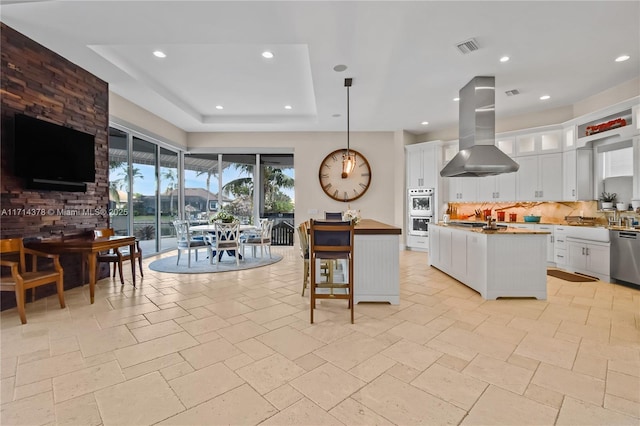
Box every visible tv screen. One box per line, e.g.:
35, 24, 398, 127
14, 114, 96, 183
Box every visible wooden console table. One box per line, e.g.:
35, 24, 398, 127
28, 235, 137, 304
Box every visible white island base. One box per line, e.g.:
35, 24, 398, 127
429, 224, 548, 300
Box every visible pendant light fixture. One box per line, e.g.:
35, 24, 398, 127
341, 78, 356, 178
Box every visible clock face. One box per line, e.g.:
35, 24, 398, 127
319, 149, 371, 202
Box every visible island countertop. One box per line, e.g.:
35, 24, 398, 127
436, 222, 550, 235
355, 219, 402, 235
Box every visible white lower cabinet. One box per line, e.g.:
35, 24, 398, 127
566, 237, 610, 281
554, 225, 568, 267
535, 224, 555, 264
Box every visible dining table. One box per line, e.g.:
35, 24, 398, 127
28, 235, 137, 304
189, 223, 258, 261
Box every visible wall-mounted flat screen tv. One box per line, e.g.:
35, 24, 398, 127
14, 114, 96, 186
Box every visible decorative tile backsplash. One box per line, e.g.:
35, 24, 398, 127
446, 201, 605, 224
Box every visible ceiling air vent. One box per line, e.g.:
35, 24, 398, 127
505, 89, 520, 96
455, 38, 480, 54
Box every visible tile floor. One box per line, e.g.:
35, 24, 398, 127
1, 247, 639, 425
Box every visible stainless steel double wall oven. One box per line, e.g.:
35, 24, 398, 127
408, 188, 434, 237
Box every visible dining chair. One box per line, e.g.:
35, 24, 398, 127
173, 220, 212, 267
298, 222, 334, 296
308, 219, 355, 324
0, 238, 65, 324
324, 212, 343, 220
243, 219, 273, 258
94, 228, 143, 284
213, 221, 241, 267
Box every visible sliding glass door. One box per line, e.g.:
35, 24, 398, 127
108, 126, 181, 255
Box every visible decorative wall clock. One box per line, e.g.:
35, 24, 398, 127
318, 149, 371, 202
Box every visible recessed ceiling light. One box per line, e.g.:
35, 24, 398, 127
421, 121, 429, 126
284, 105, 292, 110
615, 55, 630, 62
333, 64, 348, 72
500, 56, 510, 62
215, 105, 224, 110
453, 97, 460, 102
153, 50, 166, 58
262, 51, 274, 59
540, 95, 550, 100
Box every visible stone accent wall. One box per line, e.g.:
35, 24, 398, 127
1, 23, 110, 309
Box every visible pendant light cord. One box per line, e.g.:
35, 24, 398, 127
346, 82, 350, 155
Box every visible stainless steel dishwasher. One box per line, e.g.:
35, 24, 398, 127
610, 230, 640, 287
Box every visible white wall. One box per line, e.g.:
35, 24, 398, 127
188, 131, 403, 228
109, 93, 188, 149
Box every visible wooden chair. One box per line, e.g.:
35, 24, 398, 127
0, 238, 65, 324
324, 212, 343, 220
243, 219, 273, 258
212, 221, 241, 267
309, 219, 354, 324
173, 220, 212, 267
298, 222, 334, 296
94, 228, 143, 284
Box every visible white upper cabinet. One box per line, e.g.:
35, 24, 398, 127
516, 152, 562, 201
476, 172, 516, 202
406, 142, 438, 188
448, 177, 478, 202
564, 125, 576, 149
496, 136, 516, 157
562, 149, 594, 201
515, 129, 563, 156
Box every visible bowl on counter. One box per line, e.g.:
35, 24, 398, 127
524, 215, 541, 223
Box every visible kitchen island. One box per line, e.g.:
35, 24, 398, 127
428, 223, 549, 300
353, 219, 402, 304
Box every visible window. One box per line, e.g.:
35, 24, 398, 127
602, 146, 633, 178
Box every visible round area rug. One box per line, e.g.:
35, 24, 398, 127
148, 252, 283, 274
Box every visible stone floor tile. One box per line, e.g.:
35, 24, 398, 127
462, 385, 558, 425
532, 362, 605, 405
0, 390, 55, 425
264, 383, 304, 410
52, 359, 124, 402
412, 363, 488, 410
290, 363, 365, 410
380, 339, 442, 371
607, 370, 640, 403
159, 384, 277, 425
314, 333, 393, 371
54, 393, 102, 426
514, 333, 579, 369
15, 351, 85, 387
94, 371, 184, 425
256, 325, 325, 360
216, 319, 268, 343
168, 362, 243, 408
260, 398, 344, 425
121, 353, 184, 380
329, 397, 394, 425
557, 396, 638, 425
348, 354, 396, 383
114, 331, 198, 368
604, 394, 640, 419
353, 374, 466, 425
524, 383, 565, 409
463, 354, 534, 394
236, 353, 306, 394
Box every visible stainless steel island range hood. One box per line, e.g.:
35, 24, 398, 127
440, 76, 519, 177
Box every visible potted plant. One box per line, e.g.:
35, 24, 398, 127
210, 211, 235, 223
600, 192, 617, 209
